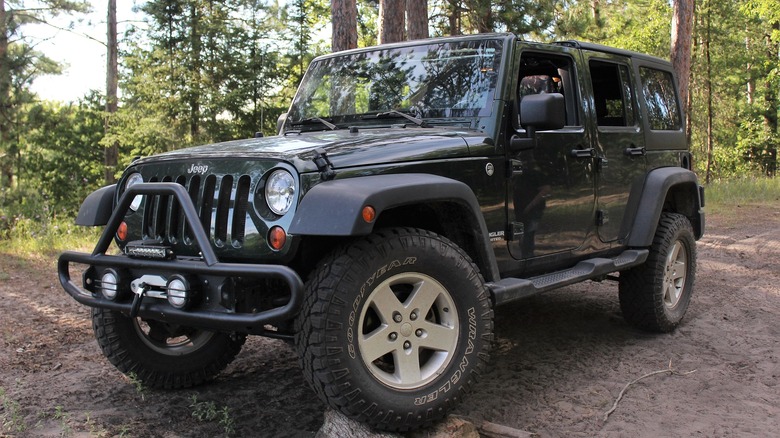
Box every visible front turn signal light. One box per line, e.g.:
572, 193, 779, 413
268, 226, 287, 251
117, 221, 128, 242
362, 205, 376, 223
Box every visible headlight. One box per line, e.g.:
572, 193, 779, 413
124, 172, 143, 211
265, 170, 296, 215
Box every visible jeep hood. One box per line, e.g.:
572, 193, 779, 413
133, 128, 488, 173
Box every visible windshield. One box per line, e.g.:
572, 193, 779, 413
287, 39, 504, 128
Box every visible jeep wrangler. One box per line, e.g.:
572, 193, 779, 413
59, 33, 704, 432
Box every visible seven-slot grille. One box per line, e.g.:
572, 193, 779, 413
141, 173, 252, 247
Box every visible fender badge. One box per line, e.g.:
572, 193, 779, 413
485, 162, 495, 176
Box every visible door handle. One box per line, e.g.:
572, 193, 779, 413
624, 145, 646, 157
571, 147, 595, 159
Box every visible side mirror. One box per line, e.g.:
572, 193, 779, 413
276, 112, 288, 134
510, 93, 566, 152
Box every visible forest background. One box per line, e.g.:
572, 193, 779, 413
0, 0, 778, 241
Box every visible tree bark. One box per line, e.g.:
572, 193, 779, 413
406, 0, 428, 40
704, 4, 713, 184
0, 0, 13, 188
447, 0, 461, 36
332, 0, 357, 52
379, 0, 405, 44
105, 0, 119, 184
671, 0, 695, 114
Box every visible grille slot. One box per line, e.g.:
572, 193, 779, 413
140, 173, 253, 248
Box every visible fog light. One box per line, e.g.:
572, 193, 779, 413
100, 269, 120, 300
166, 275, 190, 309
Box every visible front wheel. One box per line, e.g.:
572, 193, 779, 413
295, 228, 493, 432
619, 212, 697, 332
92, 308, 245, 389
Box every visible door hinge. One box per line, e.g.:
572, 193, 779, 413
596, 210, 609, 226
506, 222, 524, 241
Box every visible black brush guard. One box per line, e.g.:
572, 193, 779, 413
58, 183, 303, 334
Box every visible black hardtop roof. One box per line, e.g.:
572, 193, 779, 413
315, 33, 671, 68
554, 40, 671, 66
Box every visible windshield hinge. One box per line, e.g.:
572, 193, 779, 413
312, 148, 336, 181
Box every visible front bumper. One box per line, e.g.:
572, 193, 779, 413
58, 183, 304, 334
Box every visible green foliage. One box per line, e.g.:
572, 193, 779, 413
189, 395, 235, 436
0, 387, 27, 433
706, 177, 780, 217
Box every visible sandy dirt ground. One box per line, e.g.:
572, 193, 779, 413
1, 203, 778, 437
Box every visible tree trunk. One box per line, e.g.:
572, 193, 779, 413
406, 0, 428, 40
379, 0, 405, 44
331, 0, 357, 52
447, 0, 461, 36
0, 0, 13, 188
465, 0, 492, 33
105, 0, 119, 184
704, 3, 713, 184
189, 3, 201, 140
671, 0, 695, 114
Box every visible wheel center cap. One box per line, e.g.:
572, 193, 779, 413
400, 323, 413, 337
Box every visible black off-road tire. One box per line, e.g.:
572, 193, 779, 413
619, 212, 697, 332
92, 308, 245, 389
295, 227, 494, 432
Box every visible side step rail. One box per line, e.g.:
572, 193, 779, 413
487, 249, 649, 306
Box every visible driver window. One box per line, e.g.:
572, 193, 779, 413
517, 53, 578, 127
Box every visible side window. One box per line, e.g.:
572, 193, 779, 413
590, 61, 635, 127
639, 67, 681, 130
518, 53, 578, 126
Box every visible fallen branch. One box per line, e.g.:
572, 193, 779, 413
603, 360, 696, 422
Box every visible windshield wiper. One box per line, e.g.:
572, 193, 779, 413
294, 117, 338, 131
364, 110, 430, 127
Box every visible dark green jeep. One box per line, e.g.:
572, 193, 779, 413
59, 33, 704, 431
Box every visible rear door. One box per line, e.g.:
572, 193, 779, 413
583, 52, 646, 243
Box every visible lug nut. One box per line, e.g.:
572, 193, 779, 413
389, 332, 398, 341
403, 341, 411, 349
410, 312, 418, 321
415, 329, 423, 337
393, 313, 402, 323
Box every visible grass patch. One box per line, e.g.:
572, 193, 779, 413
0, 217, 101, 259
705, 177, 780, 220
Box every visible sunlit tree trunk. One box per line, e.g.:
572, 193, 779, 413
332, 0, 357, 51
671, 0, 695, 118
105, 0, 119, 184
379, 0, 405, 44
704, 3, 713, 184
407, 0, 428, 40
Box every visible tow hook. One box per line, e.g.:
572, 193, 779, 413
130, 284, 147, 318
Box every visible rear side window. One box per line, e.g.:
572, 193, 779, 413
640, 67, 681, 130
590, 61, 635, 127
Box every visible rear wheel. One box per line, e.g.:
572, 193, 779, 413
619, 212, 696, 332
92, 308, 245, 389
295, 228, 493, 431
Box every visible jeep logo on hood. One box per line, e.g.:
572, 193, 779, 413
187, 163, 209, 174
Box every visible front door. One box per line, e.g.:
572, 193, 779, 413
508, 47, 596, 260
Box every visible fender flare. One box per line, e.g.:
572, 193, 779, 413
75, 184, 116, 226
626, 167, 705, 247
289, 173, 500, 281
